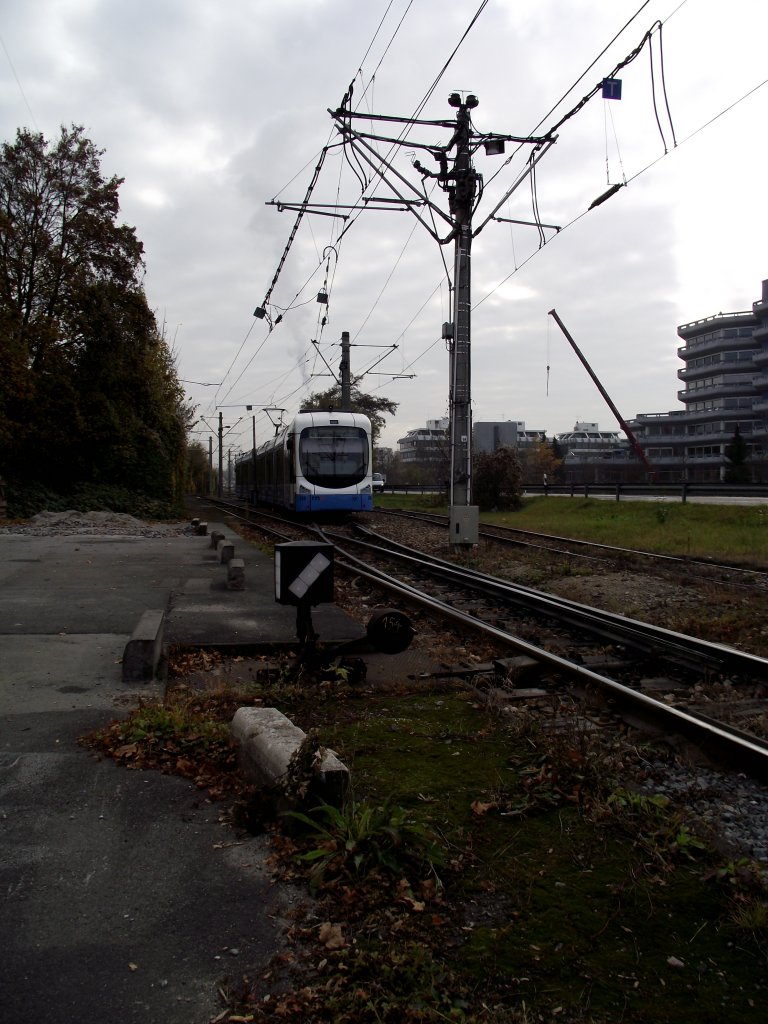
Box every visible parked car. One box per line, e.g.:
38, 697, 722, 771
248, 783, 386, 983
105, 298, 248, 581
372, 472, 385, 492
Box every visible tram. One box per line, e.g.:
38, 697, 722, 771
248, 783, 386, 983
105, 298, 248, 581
234, 410, 374, 513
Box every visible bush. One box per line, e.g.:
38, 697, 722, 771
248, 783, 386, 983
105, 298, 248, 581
5, 480, 183, 520
473, 446, 523, 511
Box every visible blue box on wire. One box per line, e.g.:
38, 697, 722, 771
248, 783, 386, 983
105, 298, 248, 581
274, 541, 335, 607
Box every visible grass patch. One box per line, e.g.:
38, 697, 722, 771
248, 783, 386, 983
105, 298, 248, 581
83, 671, 768, 1022
376, 492, 768, 566
375, 492, 448, 513
486, 497, 768, 565
249, 684, 768, 1020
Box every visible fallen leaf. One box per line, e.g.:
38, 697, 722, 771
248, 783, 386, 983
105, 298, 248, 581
114, 743, 138, 759
318, 921, 345, 950
128, 962, 139, 971
471, 799, 498, 816
420, 877, 438, 901
402, 896, 425, 912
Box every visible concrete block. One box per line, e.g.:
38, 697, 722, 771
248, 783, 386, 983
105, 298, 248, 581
210, 530, 225, 549
493, 655, 541, 687
195, 521, 208, 536
217, 539, 235, 564
230, 706, 349, 805
226, 558, 245, 590
122, 609, 165, 683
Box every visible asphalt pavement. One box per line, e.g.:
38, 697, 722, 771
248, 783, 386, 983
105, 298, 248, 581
0, 519, 361, 1024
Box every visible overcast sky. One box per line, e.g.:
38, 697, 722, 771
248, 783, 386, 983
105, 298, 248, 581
2, 0, 767, 453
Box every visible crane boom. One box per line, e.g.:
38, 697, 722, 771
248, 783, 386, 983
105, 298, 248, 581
548, 309, 653, 476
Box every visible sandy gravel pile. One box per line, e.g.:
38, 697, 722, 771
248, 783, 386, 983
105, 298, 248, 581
1, 509, 188, 537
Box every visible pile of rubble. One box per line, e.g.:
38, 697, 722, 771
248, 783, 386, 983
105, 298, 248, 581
0, 509, 187, 538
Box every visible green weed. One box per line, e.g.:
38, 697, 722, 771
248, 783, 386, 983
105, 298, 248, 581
606, 787, 669, 816
729, 897, 768, 933
286, 796, 444, 889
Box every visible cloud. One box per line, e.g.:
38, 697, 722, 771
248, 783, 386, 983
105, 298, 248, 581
2, 0, 766, 453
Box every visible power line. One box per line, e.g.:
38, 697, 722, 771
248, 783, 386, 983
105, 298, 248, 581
474, 73, 768, 313
0, 31, 39, 131
217, 4, 419, 417
483, 0, 655, 194
351, 1, 415, 113
225, 0, 491, 416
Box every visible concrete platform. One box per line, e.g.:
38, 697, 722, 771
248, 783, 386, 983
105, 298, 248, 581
0, 520, 366, 1024
0, 522, 360, 649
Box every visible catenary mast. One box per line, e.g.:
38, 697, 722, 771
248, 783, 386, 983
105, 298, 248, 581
265, 91, 555, 543
445, 94, 478, 542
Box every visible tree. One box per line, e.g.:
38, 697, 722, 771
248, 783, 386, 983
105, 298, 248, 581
301, 385, 398, 448
186, 441, 211, 494
473, 446, 523, 511
0, 125, 190, 507
518, 438, 563, 486
550, 436, 566, 482
0, 126, 143, 364
723, 426, 750, 484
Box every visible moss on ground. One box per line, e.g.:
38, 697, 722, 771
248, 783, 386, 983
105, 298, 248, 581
280, 686, 768, 1022
85, 669, 768, 1022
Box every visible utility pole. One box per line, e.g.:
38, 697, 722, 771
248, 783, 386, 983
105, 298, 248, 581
218, 411, 223, 498
252, 414, 257, 497
340, 330, 351, 410
208, 436, 213, 496
446, 97, 479, 544
272, 94, 556, 543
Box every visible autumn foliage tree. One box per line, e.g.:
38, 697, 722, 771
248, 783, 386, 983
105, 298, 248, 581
0, 125, 191, 512
518, 438, 564, 486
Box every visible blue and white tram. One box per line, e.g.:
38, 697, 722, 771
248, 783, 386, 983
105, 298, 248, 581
235, 410, 374, 513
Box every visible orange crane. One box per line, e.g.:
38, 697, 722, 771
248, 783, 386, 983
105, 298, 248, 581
548, 309, 654, 477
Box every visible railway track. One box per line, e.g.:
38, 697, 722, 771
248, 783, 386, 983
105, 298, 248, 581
200, 497, 768, 780
376, 507, 768, 589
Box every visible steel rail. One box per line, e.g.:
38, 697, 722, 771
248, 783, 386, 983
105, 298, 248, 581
337, 525, 768, 681
318, 531, 768, 782
379, 508, 768, 581
197, 501, 768, 779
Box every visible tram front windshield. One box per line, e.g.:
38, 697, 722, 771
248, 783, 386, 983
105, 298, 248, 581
299, 426, 369, 488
